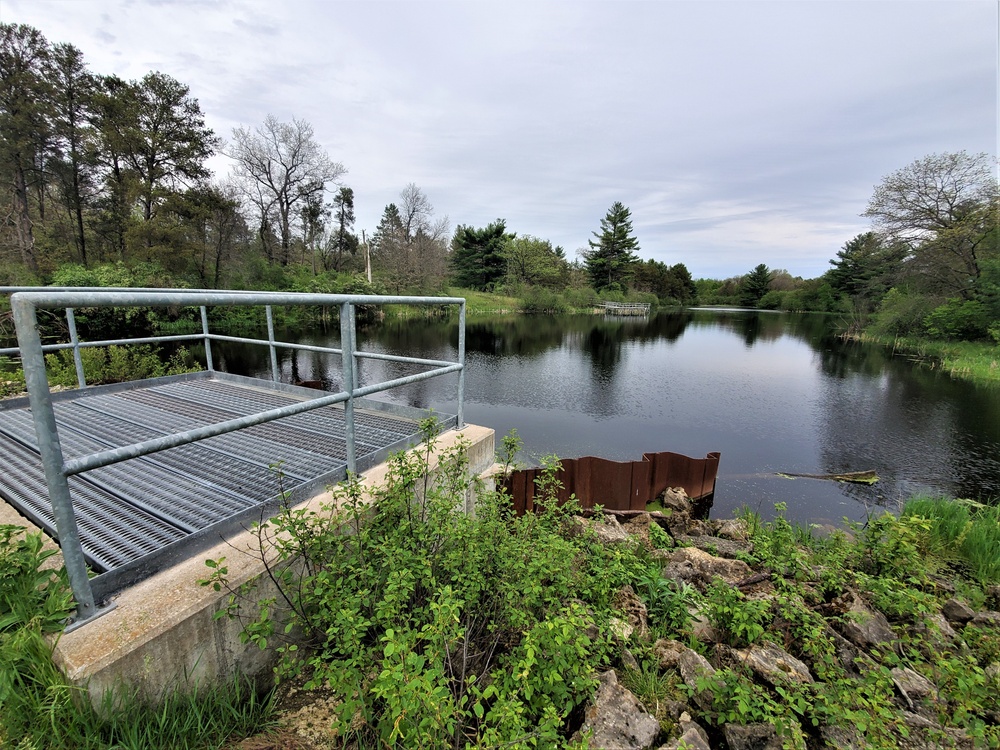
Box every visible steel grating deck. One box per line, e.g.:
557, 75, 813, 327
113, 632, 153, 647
0, 372, 446, 598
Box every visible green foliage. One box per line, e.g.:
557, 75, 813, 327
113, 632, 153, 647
869, 287, 938, 338
903, 497, 1000, 583
44, 344, 198, 387
583, 202, 640, 292
702, 579, 769, 647
0, 524, 275, 748
739, 263, 773, 308
924, 298, 991, 341
212, 421, 622, 747
519, 286, 569, 314
450, 219, 514, 291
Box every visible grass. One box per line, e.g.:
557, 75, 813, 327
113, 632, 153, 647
0, 525, 278, 750
902, 496, 1000, 583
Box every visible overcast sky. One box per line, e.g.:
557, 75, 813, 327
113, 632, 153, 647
4, 0, 997, 279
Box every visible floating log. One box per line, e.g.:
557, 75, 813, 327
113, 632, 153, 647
776, 470, 879, 485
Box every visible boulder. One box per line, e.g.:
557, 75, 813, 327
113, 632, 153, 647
677, 647, 720, 711
723, 722, 783, 750
652, 638, 686, 671
829, 590, 895, 648
661, 546, 753, 591
568, 514, 632, 545
732, 641, 814, 686
714, 518, 750, 541
613, 584, 650, 640
971, 611, 1000, 628
819, 725, 866, 749
573, 670, 660, 750
942, 598, 975, 624
660, 487, 691, 513
675, 534, 751, 559
891, 667, 937, 705
659, 713, 710, 750
984, 584, 1000, 612
622, 512, 653, 547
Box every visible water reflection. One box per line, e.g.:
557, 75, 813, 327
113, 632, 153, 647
217, 309, 1000, 524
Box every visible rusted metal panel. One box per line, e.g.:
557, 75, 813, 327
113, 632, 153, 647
502, 450, 720, 515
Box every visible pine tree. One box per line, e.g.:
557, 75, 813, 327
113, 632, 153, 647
584, 201, 640, 291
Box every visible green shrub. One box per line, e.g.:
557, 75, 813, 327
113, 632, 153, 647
869, 288, 937, 338
207, 421, 624, 747
924, 298, 991, 341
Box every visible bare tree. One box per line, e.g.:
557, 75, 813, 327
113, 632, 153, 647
371, 184, 449, 292
228, 115, 345, 265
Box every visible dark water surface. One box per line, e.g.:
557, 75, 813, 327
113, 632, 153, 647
213, 309, 1000, 525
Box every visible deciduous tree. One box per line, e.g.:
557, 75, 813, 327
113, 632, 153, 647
229, 115, 345, 265
864, 151, 998, 299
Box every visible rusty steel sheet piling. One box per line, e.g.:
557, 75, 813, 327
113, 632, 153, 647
502, 450, 720, 515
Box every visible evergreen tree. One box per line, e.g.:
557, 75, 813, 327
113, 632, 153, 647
740, 263, 773, 307
584, 201, 640, 291
450, 219, 513, 290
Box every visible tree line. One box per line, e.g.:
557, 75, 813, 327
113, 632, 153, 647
2, 22, 997, 343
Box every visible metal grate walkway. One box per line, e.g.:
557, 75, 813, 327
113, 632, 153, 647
0, 372, 441, 598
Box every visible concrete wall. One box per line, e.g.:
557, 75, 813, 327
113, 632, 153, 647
51, 424, 495, 706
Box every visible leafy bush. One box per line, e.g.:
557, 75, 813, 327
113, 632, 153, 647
44, 345, 198, 387
207, 421, 624, 748
924, 298, 991, 341
869, 288, 937, 338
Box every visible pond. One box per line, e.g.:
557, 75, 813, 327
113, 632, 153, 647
211, 308, 1000, 526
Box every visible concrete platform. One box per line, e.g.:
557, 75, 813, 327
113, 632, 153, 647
49, 424, 495, 705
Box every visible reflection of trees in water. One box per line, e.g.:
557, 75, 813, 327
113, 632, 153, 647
815, 343, 1000, 506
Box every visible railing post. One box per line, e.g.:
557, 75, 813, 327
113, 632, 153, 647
339, 302, 356, 474
200, 306, 214, 371
458, 300, 466, 428
65, 307, 86, 389
11, 295, 96, 622
265, 305, 279, 382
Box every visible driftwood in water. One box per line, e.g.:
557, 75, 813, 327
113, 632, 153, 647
777, 470, 879, 485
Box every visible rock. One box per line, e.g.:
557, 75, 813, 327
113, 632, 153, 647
732, 641, 814, 686
985, 584, 1000, 611
613, 585, 650, 640
660, 713, 710, 750
714, 518, 750, 541
622, 513, 653, 547
891, 667, 937, 705
723, 722, 783, 750
830, 590, 895, 648
922, 613, 957, 644
568, 514, 632, 545
675, 534, 751, 559
898, 711, 974, 750
678, 648, 719, 711
688, 607, 721, 644
942, 598, 975, 624
822, 622, 859, 672
986, 662, 1000, 683
661, 546, 753, 591
573, 670, 660, 750
610, 616, 635, 641
660, 487, 691, 513
819, 725, 866, 749
971, 611, 1000, 628
652, 638, 686, 670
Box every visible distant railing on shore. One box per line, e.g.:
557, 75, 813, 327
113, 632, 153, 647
598, 301, 651, 316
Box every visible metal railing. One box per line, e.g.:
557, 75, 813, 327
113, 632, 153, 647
598, 301, 651, 313
1, 288, 466, 623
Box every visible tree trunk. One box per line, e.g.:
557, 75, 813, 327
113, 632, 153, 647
13, 163, 37, 272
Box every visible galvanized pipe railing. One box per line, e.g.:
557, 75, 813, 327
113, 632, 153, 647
2, 289, 466, 624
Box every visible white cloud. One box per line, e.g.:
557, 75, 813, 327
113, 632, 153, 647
4, 0, 994, 278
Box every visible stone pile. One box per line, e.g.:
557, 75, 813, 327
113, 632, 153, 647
568, 488, 1000, 750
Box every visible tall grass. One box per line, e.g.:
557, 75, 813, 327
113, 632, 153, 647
0, 525, 277, 750
902, 496, 1000, 583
